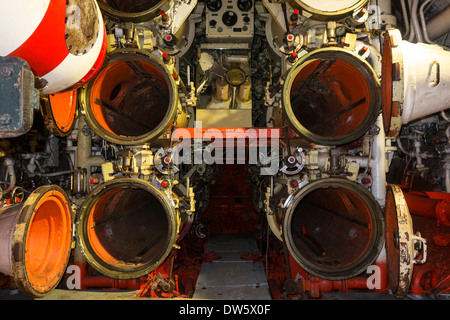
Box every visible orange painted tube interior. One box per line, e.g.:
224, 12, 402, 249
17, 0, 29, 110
289, 187, 375, 275
89, 59, 170, 138
24, 190, 72, 293
48, 90, 77, 134
86, 186, 171, 270
290, 58, 371, 139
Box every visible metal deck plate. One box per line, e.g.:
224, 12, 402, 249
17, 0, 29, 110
193, 233, 272, 300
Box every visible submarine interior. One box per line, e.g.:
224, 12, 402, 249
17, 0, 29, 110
0, 0, 450, 302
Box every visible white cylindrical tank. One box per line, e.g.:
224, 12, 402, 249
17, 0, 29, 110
0, 0, 106, 94
382, 28, 450, 137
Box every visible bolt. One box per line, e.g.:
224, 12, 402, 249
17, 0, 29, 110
0, 114, 12, 126
0, 66, 13, 78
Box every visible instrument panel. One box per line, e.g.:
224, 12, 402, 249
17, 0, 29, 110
205, 0, 254, 43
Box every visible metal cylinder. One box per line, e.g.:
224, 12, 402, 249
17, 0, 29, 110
80, 49, 185, 145
282, 48, 381, 146
76, 178, 178, 279
238, 80, 252, 102
382, 28, 450, 138
282, 178, 385, 280
402, 191, 450, 227
214, 77, 230, 102
0, 185, 73, 298
98, 0, 169, 22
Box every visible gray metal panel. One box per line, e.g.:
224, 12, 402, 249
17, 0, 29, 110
0, 56, 37, 138
193, 233, 272, 300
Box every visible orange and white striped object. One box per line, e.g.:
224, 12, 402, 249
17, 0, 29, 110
0, 0, 107, 94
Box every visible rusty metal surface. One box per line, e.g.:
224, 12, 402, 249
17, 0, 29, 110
0, 57, 36, 138
0, 204, 22, 277
385, 185, 414, 299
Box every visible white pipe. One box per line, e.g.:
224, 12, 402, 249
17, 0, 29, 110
400, 0, 410, 37
409, 0, 424, 42
345, 156, 369, 168
369, 115, 386, 206
419, 0, 436, 44
396, 137, 414, 157
442, 110, 450, 123
445, 151, 450, 193
3, 158, 15, 194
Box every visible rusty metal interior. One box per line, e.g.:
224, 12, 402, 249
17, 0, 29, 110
1, 0, 450, 305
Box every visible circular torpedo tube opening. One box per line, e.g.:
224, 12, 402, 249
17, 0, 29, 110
0, 185, 73, 298
283, 179, 384, 280
82, 50, 177, 145
290, 0, 369, 19
98, 0, 166, 22
282, 49, 380, 146
77, 179, 177, 279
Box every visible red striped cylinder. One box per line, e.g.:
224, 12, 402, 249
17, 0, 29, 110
0, 0, 106, 94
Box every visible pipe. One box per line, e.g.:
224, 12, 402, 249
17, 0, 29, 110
445, 153, 450, 193
282, 178, 385, 280
345, 155, 369, 168
3, 158, 15, 194
295, 258, 389, 298
400, 0, 410, 37
369, 115, 387, 206
76, 178, 179, 279
72, 246, 140, 290
419, 0, 437, 44
0, 185, 73, 298
76, 116, 104, 192
411, 265, 438, 296
402, 191, 450, 226
425, 6, 450, 41
409, 0, 424, 42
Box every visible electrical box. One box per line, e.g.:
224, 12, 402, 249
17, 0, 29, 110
206, 0, 254, 43
0, 56, 38, 138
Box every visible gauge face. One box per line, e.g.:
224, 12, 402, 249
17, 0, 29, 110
299, 0, 363, 12
222, 11, 238, 27
237, 0, 252, 12
206, 0, 222, 12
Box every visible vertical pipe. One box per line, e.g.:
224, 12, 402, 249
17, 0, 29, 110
409, 0, 424, 42
370, 114, 387, 206
76, 115, 104, 190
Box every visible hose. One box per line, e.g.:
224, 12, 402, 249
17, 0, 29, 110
419, 0, 436, 44
400, 0, 410, 37
410, 0, 424, 42
3, 158, 16, 194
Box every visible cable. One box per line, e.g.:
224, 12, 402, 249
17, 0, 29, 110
400, 0, 410, 37
419, 0, 436, 44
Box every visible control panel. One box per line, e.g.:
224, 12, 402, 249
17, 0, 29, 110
205, 0, 254, 43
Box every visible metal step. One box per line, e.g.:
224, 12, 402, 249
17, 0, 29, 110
192, 233, 272, 300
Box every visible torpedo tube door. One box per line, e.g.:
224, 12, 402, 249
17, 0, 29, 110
385, 184, 428, 299
40, 90, 78, 137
